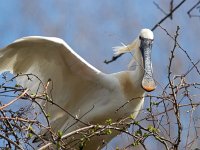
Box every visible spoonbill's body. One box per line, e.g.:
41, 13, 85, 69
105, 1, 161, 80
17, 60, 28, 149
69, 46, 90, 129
0, 29, 155, 149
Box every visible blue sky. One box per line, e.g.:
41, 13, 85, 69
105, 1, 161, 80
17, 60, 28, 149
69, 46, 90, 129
0, 0, 200, 149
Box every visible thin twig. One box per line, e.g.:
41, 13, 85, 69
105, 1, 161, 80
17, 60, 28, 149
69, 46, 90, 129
104, 53, 124, 64
0, 89, 29, 110
170, 0, 174, 19
151, 0, 186, 31
153, 1, 167, 15
0, 133, 23, 150
187, 0, 200, 17
158, 25, 200, 76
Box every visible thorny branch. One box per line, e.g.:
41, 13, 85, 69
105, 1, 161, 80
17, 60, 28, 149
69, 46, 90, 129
158, 24, 200, 76
167, 26, 182, 149
1, 26, 200, 149
1, 1, 200, 150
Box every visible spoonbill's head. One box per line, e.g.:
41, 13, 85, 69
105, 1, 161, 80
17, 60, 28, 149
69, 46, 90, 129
139, 29, 155, 92
113, 28, 156, 92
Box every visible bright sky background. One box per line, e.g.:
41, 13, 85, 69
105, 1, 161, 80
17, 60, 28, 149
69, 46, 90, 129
0, 0, 200, 149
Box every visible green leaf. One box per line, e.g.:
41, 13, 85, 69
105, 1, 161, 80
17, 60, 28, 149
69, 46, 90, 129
132, 140, 140, 147
133, 121, 139, 125
94, 124, 100, 131
105, 129, 112, 135
143, 133, 149, 138
150, 101, 159, 106
15, 84, 21, 87
28, 125, 33, 131
57, 130, 63, 138
27, 133, 33, 138
56, 141, 61, 149
129, 114, 135, 119
105, 118, 112, 125
146, 108, 151, 112
147, 125, 159, 133
135, 129, 142, 136
46, 113, 51, 118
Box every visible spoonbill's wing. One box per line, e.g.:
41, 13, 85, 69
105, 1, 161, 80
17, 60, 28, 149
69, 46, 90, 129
0, 36, 101, 84
0, 36, 113, 131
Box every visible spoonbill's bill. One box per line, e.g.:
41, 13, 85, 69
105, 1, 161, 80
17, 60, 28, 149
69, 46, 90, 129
0, 28, 155, 149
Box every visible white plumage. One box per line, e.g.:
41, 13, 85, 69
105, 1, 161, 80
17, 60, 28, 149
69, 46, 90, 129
0, 28, 155, 149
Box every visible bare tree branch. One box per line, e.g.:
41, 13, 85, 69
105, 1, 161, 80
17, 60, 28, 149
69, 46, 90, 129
151, 0, 186, 31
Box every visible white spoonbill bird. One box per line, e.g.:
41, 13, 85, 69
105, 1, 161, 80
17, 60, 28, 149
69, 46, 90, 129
0, 28, 155, 149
